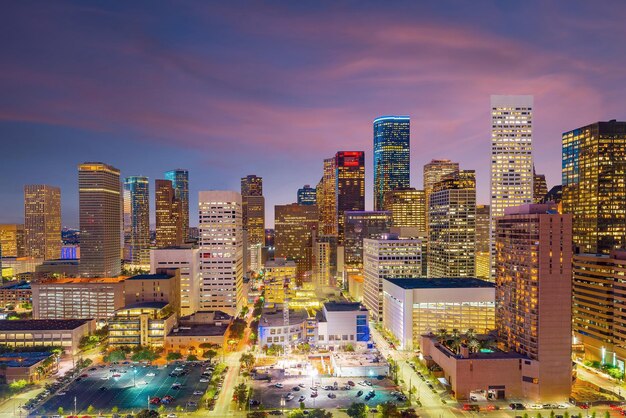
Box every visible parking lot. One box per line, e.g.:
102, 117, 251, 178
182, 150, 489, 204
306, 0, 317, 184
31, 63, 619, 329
251, 376, 405, 410
33, 362, 212, 415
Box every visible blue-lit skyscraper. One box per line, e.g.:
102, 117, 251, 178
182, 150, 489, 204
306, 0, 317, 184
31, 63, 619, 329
123, 176, 150, 265
373, 116, 410, 210
297, 184, 317, 205
165, 169, 189, 239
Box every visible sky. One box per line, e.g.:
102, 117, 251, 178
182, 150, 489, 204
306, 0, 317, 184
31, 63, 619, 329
1, 0, 626, 228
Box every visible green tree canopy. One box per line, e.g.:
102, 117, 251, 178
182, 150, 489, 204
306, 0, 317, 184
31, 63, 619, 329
347, 402, 367, 418
167, 352, 183, 361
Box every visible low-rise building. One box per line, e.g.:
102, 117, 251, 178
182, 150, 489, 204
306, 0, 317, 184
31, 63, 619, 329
0, 352, 55, 383
316, 302, 370, 349
166, 310, 232, 354
0, 319, 95, 355
34, 259, 79, 279
108, 302, 177, 347
0, 281, 31, 309
382, 278, 495, 350
258, 306, 309, 348
124, 269, 181, 316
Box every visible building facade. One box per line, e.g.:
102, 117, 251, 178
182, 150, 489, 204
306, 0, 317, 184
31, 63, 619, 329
0, 224, 25, 258
344, 211, 392, 276
316, 302, 370, 348
383, 188, 426, 231
150, 246, 201, 316
562, 120, 626, 254
263, 258, 297, 305
423, 159, 459, 238
274, 203, 319, 281
78, 162, 122, 278
241, 175, 265, 273
109, 302, 177, 347
24, 185, 61, 260
164, 169, 189, 239
123, 176, 150, 266
335, 152, 365, 243
373, 116, 410, 211
318, 157, 337, 236
475, 205, 491, 280
297, 185, 317, 205
198, 191, 244, 315
0, 319, 95, 355
155, 179, 183, 248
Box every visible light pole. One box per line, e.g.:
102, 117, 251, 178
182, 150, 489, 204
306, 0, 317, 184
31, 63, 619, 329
280, 396, 285, 416
74, 396, 77, 416
133, 369, 137, 387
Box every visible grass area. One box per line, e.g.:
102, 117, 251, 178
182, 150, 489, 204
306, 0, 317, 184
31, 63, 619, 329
201, 362, 227, 410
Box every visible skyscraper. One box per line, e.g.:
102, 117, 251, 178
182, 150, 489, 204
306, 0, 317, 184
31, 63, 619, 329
496, 204, 572, 401
198, 190, 243, 315
373, 116, 410, 211
423, 159, 459, 236
24, 185, 61, 260
318, 158, 337, 236
274, 203, 319, 281
475, 204, 491, 280
383, 188, 426, 231
78, 162, 122, 278
241, 175, 265, 272
123, 176, 150, 265
428, 170, 476, 278
490, 95, 534, 277
562, 120, 626, 254
335, 151, 365, 243
0, 224, 25, 257
155, 179, 183, 248
533, 167, 548, 203
164, 169, 189, 239
344, 211, 392, 276
297, 184, 317, 205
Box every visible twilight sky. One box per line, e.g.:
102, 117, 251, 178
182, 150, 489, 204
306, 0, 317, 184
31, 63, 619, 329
1, 0, 626, 228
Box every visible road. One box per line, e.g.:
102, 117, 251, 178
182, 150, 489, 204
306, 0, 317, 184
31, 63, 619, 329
576, 362, 625, 398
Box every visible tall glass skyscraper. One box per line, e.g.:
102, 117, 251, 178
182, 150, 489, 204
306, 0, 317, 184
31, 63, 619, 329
373, 116, 410, 210
164, 169, 189, 239
123, 176, 150, 265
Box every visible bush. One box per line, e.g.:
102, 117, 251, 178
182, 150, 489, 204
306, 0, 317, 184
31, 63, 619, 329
167, 352, 182, 361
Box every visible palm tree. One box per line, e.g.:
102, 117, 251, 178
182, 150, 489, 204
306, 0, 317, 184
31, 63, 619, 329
468, 338, 481, 353
436, 328, 448, 344
450, 329, 461, 353
465, 328, 476, 340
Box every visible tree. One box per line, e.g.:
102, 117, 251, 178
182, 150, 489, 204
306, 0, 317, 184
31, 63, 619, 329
605, 412, 610, 418
176, 405, 184, 412
241, 306, 249, 316
379, 401, 400, 418
248, 412, 268, 418
167, 352, 182, 362
112, 406, 119, 414
158, 404, 165, 414
135, 409, 159, 418
131, 349, 158, 363
57, 407, 64, 415
468, 339, 481, 353
229, 318, 247, 339
240, 353, 255, 371
187, 354, 199, 362
347, 402, 368, 418
435, 328, 448, 343
344, 343, 355, 352
87, 405, 96, 414
203, 349, 218, 361
233, 383, 248, 407
105, 349, 126, 363
266, 344, 284, 356
308, 409, 333, 418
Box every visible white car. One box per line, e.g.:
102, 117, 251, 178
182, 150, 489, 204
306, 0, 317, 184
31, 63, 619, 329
274, 383, 283, 388
167, 414, 178, 418
193, 390, 204, 396
199, 378, 210, 383
137, 380, 148, 385
529, 404, 543, 410
146, 372, 156, 377
101, 376, 110, 380
285, 394, 294, 401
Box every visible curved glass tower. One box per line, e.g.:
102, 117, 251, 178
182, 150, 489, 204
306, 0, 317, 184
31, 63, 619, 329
373, 116, 410, 210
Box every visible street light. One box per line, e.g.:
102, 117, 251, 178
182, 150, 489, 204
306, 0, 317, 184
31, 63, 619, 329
133, 369, 137, 387
280, 396, 285, 416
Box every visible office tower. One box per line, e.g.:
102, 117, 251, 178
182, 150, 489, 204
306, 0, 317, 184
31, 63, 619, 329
241, 175, 265, 273
150, 246, 200, 316
563, 120, 626, 254
475, 204, 491, 280
0, 224, 25, 257
428, 170, 476, 278
274, 204, 319, 281
123, 176, 150, 265
318, 158, 337, 235
373, 116, 410, 210
490, 95, 534, 276
24, 185, 61, 260
423, 159, 459, 236
297, 185, 317, 205
363, 236, 422, 322
542, 185, 563, 205
533, 167, 548, 203
335, 151, 365, 243
383, 188, 426, 230
496, 204, 572, 401
164, 169, 189, 238
313, 240, 331, 290
263, 258, 297, 305
198, 191, 243, 315
344, 211, 392, 276
155, 179, 183, 248
78, 162, 122, 278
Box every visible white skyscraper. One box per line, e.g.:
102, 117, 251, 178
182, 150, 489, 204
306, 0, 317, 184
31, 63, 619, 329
489, 95, 534, 277
150, 246, 201, 316
198, 191, 244, 315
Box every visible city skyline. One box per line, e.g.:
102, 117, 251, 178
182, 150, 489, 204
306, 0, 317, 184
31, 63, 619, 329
3, 1, 626, 227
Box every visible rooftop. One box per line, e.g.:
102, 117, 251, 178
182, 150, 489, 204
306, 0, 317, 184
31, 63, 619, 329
127, 273, 173, 281
168, 323, 229, 337
324, 301, 367, 312
260, 307, 309, 327
38, 276, 127, 284
0, 281, 31, 290
0, 319, 92, 331
0, 351, 53, 368
384, 277, 494, 289
119, 301, 169, 311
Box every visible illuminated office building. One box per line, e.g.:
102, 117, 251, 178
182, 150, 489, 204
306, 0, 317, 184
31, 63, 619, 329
490, 95, 534, 277
0, 225, 25, 257
241, 175, 265, 273
363, 236, 422, 322
198, 191, 244, 316
562, 120, 626, 254
335, 151, 365, 243
78, 163, 122, 278
428, 170, 476, 278
150, 246, 200, 316
533, 167, 548, 203
155, 179, 183, 248
383, 188, 426, 230
496, 204, 572, 401
297, 184, 317, 205
123, 176, 150, 266
475, 204, 491, 280
274, 204, 319, 281
263, 258, 297, 305
24, 185, 61, 260
164, 169, 189, 238
373, 116, 410, 210
316, 158, 335, 236
344, 211, 392, 276
423, 159, 459, 238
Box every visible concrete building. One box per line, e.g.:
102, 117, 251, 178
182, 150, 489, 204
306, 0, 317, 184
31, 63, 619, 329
123, 176, 150, 266
258, 306, 309, 348
317, 157, 337, 236
0, 224, 25, 257
0, 319, 95, 355
490, 95, 534, 278
166, 310, 232, 354
198, 191, 244, 315
382, 278, 495, 350
150, 246, 201, 316
428, 170, 476, 278
241, 175, 265, 273
297, 185, 317, 205
475, 205, 491, 280
423, 159, 459, 239
495, 204, 573, 401
34, 259, 79, 279
0, 352, 55, 384
316, 301, 370, 349
363, 236, 422, 322
373, 116, 410, 211
164, 169, 189, 239
274, 203, 319, 281
0, 281, 31, 309
124, 269, 181, 316
344, 211, 392, 277
155, 179, 183, 248
108, 302, 177, 347
78, 162, 122, 278
24, 185, 61, 260
533, 167, 548, 203
263, 258, 297, 305
335, 152, 366, 244
383, 188, 426, 231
